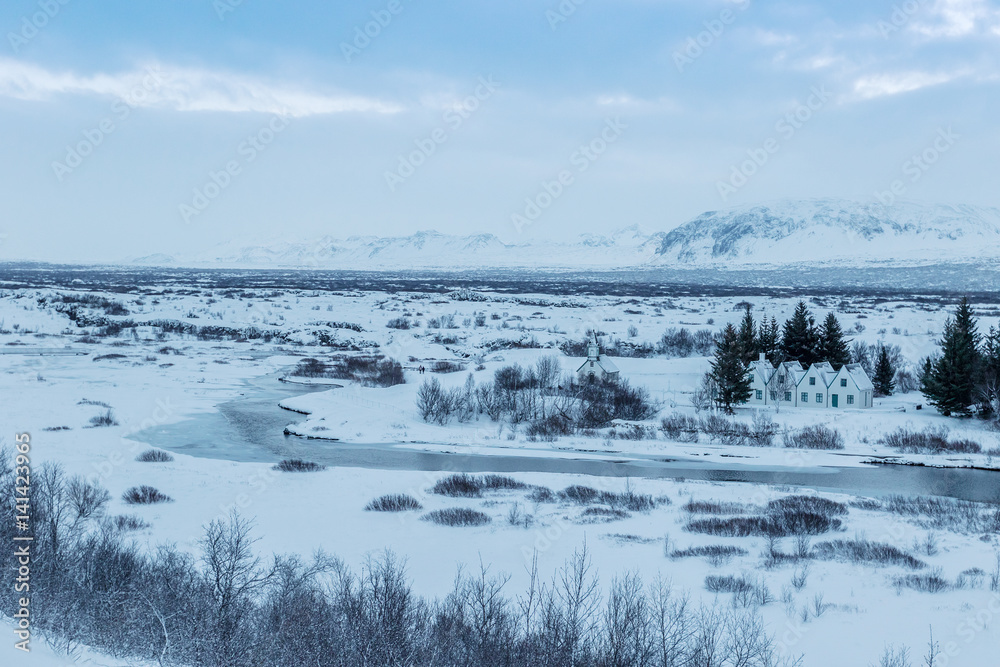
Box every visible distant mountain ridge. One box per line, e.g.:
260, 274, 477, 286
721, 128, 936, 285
653, 199, 1000, 267
132, 199, 1000, 270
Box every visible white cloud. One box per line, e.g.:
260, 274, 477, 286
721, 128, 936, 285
910, 0, 1000, 39
0, 59, 402, 116
850, 70, 961, 100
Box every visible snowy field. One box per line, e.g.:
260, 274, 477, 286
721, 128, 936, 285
1, 279, 999, 665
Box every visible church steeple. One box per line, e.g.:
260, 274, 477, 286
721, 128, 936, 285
587, 332, 600, 361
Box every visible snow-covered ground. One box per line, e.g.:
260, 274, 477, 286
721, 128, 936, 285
1, 282, 999, 665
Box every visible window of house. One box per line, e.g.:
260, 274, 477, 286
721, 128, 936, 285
847, 395, 855, 405
756, 390, 763, 400
801, 392, 808, 403
816, 393, 823, 403
749, 374, 754, 383
809, 377, 816, 385
785, 391, 792, 402
840, 378, 847, 387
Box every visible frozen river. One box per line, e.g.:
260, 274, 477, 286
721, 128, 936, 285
133, 375, 1000, 504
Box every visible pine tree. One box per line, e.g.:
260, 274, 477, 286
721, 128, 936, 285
975, 326, 1000, 417
923, 297, 980, 416
780, 302, 819, 366
818, 312, 851, 369
758, 316, 781, 363
709, 323, 752, 414
736, 304, 758, 365
873, 344, 896, 397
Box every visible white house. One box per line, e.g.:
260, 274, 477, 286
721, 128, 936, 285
576, 334, 620, 384
748, 354, 776, 405
745, 353, 872, 409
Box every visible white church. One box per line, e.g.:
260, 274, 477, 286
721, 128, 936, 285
576, 333, 620, 384
747, 353, 874, 409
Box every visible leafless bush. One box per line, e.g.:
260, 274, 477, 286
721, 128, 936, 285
782, 425, 845, 450
893, 571, 950, 593
660, 412, 699, 442
424, 508, 491, 527
365, 494, 423, 512
88, 409, 119, 427
670, 545, 748, 566
111, 514, 149, 531
879, 426, 981, 454
272, 459, 325, 472
136, 449, 174, 462
812, 539, 925, 569
682, 499, 752, 515
122, 485, 173, 504
874, 645, 912, 667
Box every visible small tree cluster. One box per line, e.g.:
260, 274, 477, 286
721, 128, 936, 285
921, 297, 1000, 417
417, 357, 657, 431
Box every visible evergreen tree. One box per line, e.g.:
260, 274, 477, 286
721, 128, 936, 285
780, 302, 819, 366
872, 344, 896, 397
709, 323, 752, 414
976, 326, 1000, 417
923, 297, 980, 416
818, 312, 851, 369
919, 356, 936, 394
758, 316, 781, 363
736, 304, 759, 365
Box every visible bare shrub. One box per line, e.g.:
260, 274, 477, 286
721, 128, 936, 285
682, 499, 752, 515
432, 473, 483, 497
880, 426, 981, 454
670, 545, 748, 564
122, 485, 173, 505
660, 412, 699, 442
432, 360, 465, 373
813, 539, 925, 569
559, 485, 656, 512
112, 514, 150, 531
272, 459, 325, 472
424, 508, 491, 527
365, 494, 423, 512
893, 571, 950, 593
88, 409, 119, 427
766, 495, 848, 517
783, 425, 845, 450
687, 512, 840, 538
136, 449, 174, 463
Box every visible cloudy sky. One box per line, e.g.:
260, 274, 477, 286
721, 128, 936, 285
1, 0, 998, 262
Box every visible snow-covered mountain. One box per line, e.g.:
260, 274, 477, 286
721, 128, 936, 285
136, 199, 1000, 270
652, 199, 1000, 268
161, 227, 667, 270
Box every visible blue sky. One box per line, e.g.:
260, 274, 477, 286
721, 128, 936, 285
1, 0, 998, 262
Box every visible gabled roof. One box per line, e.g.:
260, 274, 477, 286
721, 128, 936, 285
576, 357, 619, 374
749, 358, 776, 383
844, 363, 874, 391
797, 362, 836, 388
